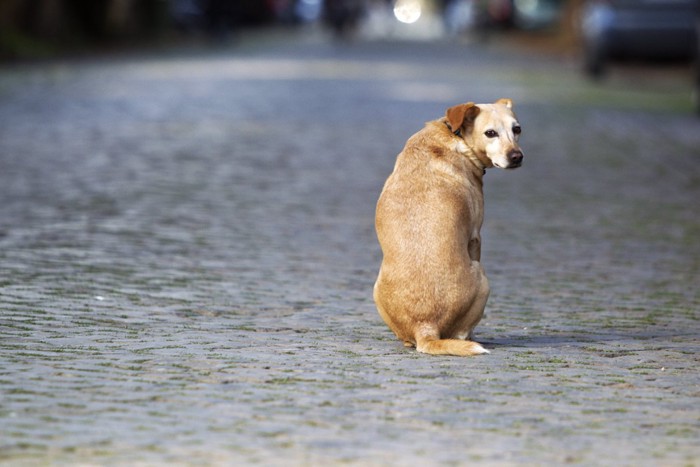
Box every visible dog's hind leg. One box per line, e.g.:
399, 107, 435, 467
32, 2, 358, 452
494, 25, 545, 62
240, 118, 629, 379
415, 325, 489, 357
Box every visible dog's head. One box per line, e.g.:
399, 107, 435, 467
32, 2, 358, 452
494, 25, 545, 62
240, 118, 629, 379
446, 98, 523, 170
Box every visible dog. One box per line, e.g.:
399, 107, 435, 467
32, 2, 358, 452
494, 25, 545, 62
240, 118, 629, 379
373, 99, 523, 356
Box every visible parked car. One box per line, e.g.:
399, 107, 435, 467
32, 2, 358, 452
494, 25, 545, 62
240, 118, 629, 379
580, 0, 700, 77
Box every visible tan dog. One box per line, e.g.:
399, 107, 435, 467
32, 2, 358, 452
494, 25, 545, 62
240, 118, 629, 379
374, 99, 523, 356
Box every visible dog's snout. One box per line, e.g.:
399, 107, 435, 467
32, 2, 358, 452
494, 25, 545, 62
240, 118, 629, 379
509, 150, 524, 167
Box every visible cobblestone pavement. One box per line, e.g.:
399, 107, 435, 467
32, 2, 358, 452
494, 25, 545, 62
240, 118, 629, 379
1, 31, 699, 466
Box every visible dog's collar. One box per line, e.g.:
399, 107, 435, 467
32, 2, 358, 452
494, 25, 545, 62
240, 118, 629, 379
445, 120, 461, 137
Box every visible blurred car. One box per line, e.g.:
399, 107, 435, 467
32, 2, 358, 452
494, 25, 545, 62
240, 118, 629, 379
580, 0, 700, 77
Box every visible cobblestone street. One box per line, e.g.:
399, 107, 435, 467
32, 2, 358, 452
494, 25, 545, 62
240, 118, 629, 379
1, 31, 699, 466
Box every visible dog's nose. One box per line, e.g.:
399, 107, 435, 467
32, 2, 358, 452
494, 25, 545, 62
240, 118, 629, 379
509, 150, 524, 165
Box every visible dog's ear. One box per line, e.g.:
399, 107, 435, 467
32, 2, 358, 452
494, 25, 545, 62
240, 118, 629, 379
496, 98, 513, 109
446, 102, 480, 134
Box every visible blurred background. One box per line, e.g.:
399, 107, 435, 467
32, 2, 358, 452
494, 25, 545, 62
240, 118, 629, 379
2, 0, 699, 110
0, 1, 697, 63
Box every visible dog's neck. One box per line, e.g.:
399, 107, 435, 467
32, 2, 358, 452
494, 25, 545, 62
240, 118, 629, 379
465, 152, 487, 177
443, 120, 488, 176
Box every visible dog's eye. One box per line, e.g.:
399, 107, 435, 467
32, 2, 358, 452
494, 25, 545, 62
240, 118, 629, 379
513, 125, 522, 135
484, 130, 498, 138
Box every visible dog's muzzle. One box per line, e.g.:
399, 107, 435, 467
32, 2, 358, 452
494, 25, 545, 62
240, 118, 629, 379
508, 150, 524, 168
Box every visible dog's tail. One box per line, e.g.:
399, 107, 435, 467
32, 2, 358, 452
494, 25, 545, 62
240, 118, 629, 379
415, 328, 489, 357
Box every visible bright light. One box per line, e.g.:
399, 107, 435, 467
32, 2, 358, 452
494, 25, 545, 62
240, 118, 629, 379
394, 0, 422, 24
